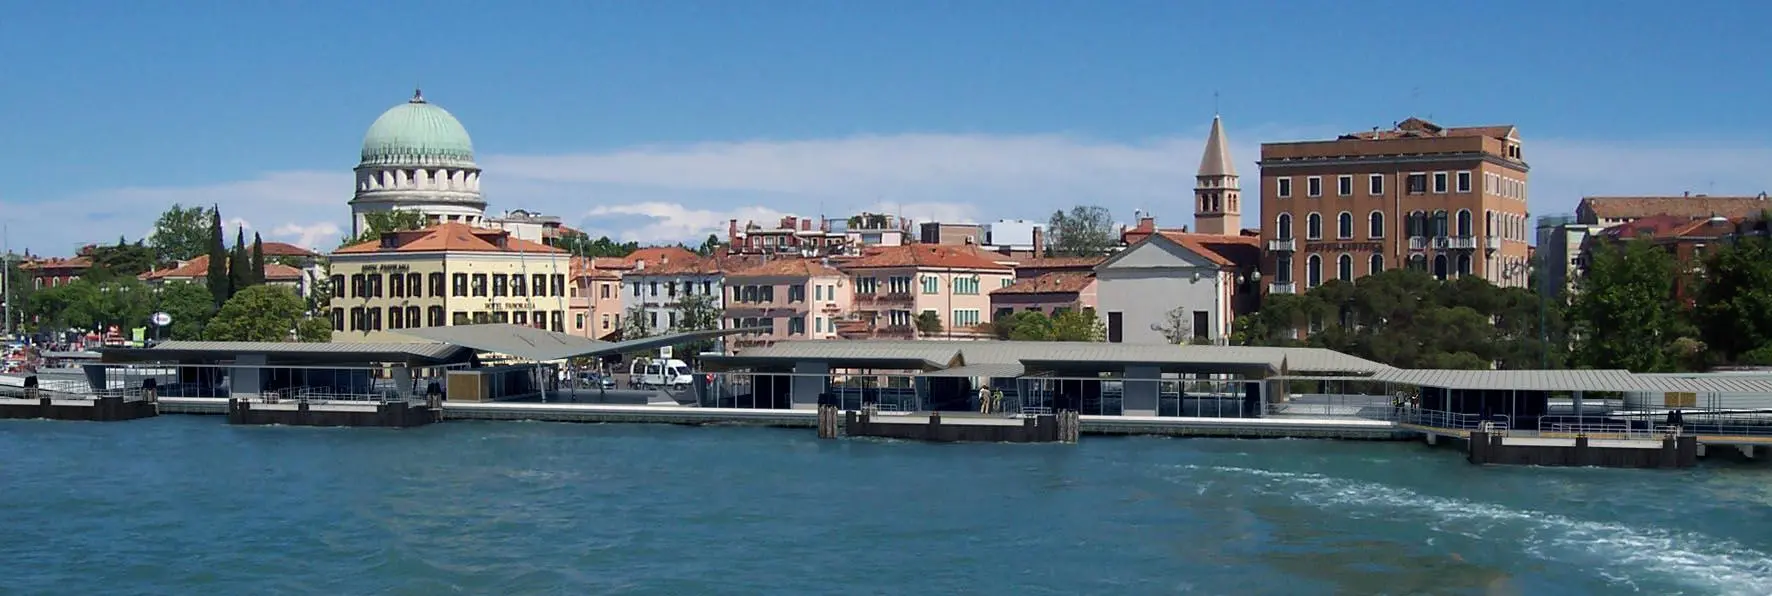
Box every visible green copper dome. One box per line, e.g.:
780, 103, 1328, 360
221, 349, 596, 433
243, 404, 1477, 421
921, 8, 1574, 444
359, 90, 476, 167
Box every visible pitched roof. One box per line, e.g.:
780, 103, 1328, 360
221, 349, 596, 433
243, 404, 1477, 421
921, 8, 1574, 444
1580, 195, 1770, 221
841, 245, 1013, 270
568, 256, 621, 280
139, 255, 304, 282
1596, 214, 1739, 242
727, 258, 845, 279
260, 241, 319, 257
1198, 115, 1237, 177
991, 272, 1095, 295
1013, 256, 1108, 270
19, 256, 90, 271
622, 246, 700, 268
1337, 117, 1518, 141
1154, 232, 1260, 269
333, 222, 564, 255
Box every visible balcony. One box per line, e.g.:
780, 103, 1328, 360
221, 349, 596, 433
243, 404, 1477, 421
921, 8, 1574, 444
1268, 282, 1297, 295
1408, 236, 1428, 251
1267, 238, 1296, 252
853, 292, 914, 306
876, 325, 916, 338
1445, 236, 1478, 250
1486, 237, 1502, 251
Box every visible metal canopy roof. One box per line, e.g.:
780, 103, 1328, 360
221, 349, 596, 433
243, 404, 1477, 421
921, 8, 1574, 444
710, 340, 1391, 377
1372, 368, 1648, 392
397, 324, 770, 361
100, 341, 473, 365
922, 363, 1027, 378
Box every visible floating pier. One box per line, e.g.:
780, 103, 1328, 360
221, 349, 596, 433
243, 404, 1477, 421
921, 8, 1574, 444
1467, 430, 1698, 468
225, 398, 436, 428
832, 409, 1080, 443
0, 394, 158, 422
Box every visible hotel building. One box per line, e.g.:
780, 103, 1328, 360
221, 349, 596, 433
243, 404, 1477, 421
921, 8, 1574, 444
1258, 117, 1532, 292
328, 223, 569, 342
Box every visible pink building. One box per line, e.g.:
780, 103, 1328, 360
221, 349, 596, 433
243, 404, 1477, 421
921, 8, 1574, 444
569, 256, 628, 340
723, 259, 851, 347
989, 272, 1098, 320
836, 245, 1014, 340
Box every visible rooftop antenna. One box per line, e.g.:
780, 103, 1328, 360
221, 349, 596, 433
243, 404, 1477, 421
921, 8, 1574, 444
1213, 91, 1220, 116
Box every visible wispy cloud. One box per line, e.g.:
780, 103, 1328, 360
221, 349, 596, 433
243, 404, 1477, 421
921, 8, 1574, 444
5, 131, 1772, 254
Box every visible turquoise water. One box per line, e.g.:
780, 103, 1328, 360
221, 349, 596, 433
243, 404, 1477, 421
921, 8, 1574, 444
3, 417, 1771, 595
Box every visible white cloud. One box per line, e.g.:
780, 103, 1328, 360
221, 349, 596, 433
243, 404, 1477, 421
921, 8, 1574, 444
5, 132, 1772, 254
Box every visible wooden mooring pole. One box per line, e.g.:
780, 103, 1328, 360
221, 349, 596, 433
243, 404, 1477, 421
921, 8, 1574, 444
817, 404, 839, 439
1058, 410, 1080, 444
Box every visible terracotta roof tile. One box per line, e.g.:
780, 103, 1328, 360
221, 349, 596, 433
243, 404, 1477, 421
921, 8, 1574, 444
622, 246, 700, 268
992, 272, 1095, 295
139, 255, 303, 282
259, 241, 318, 257
569, 256, 621, 280
728, 258, 845, 279
1598, 214, 1739, 241
1581, 195, 1770, 221
841, 245, 1013, 270
333, 222, 564, 255
1154, 232, 1260, 268
1014, 256, 1108, 269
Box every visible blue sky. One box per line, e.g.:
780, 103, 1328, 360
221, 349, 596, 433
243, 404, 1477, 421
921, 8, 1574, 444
3, 0, 1770, 251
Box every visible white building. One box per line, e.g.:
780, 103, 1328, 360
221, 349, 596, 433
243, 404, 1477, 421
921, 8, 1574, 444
1095, 233, 1259, 345
619, 249, 725, 336
348, 89, 487, 237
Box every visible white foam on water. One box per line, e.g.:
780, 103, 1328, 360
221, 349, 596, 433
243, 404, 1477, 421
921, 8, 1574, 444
1176, 464, 1772, 595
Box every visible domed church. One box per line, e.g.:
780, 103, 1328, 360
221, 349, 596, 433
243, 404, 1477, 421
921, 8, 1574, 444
348, 89, 487, 237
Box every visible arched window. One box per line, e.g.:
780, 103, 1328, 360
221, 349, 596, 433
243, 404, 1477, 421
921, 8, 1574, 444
1337, 212, 1354, 239
1407, 210, 1427, 237
1307, 254, 1323, 288
1369, 253, 1385, 275
1456, 209, 1473, 237
1485, 210, 1495, 236
1457, 253, 1472, 276
1433, 254, 1449, 280
1277, 213, 1294, 240
1432, 210, 1449, 237
1337, 254, 1353, 281
1368, 211, 1385, 238
1275, 255, 1293, 284
1307, 213, 1323, 240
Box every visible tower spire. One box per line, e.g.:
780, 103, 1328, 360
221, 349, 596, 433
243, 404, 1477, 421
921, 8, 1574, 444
1193, 114, 1241, 236
411, 87, 426, 103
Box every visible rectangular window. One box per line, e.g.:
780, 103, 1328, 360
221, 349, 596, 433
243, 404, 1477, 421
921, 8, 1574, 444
1277, 177, 1292, 198
514, 311, 529, 326
1369, 174, 1383, 195
471, 274, 488, 297
1107, 312, 1124, 343
408, 273, 423, 298
1456, 171, 1472, 193
952, 277, 979, 295
350, 274, 365, 298
551, 311, 564, 333
390, 274, 405, 298
856, 277, 877, 294
1192, 311, 1209, 340
789, 284, 805, 302
471, 312, 489, 325
452, 273, 468, 297
632, 282, 640, 297
491, 311, 509, 324
952, 309, 981, 328
1433, 172, 1449, 193
921, 276, 939, 294
600, 284, 611, 299
1306, 176, 1322, 197
1337, 175, 1352, 197
492, 274, 508, 297
789, 317, 806, 335
551, 274, 565, 298
1406, 173, 1427, 194
534, 274, 547, 297
452, 311, 469, 325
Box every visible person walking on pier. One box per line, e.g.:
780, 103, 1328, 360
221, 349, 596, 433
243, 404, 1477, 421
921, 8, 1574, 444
979, 384, 992, 414
991, 387, 1005, 416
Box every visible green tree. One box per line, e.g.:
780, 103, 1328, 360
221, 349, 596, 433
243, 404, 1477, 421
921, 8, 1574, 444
153, 281, 217, 340
342, 209, 430, 246
553, 231, 639, 258
203, 284, 310, 342
3, 254, 34, 335
1046, 205, 1117, 257
86, 237, 158, 279
1005, 311, 1055, 341
1568, 238, 1684, 372
620, 304, 652, 340
293, 317, 332, 342
151, 204, 215, 263
1151, 306, 1198, 344
669, 292, 724, 357
22, 279, 151, 333
206, 207, 228, 307
696, 234, 723, 256
1693, 234, 1772, 364
914, 310, 943, 336
227, 227, 252, 294
1052, 308, 1105, 342
249, 232, 267, 286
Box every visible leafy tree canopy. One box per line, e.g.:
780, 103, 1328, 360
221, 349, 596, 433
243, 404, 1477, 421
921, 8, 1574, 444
1693, 234, 1772, 365
1235, 269, 1567, 370
1568, 238, 1688, 372
341, 209, 430, 247
553, 231, 639, 258
151, 204, 215, 263
1046, 205, 1117, 257
154, 281, 217, 340
203, 285, 314, 342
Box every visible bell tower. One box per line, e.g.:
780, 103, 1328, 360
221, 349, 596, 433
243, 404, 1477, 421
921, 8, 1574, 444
1193, 115, 1240, 236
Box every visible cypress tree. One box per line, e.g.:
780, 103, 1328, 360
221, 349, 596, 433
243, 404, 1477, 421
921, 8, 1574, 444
250, 232, 266, 285
205, 206, 228, 307
228, 227, 250, 295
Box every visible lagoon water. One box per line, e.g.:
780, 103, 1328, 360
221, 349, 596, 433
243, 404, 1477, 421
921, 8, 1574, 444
3, 417, 1771, 595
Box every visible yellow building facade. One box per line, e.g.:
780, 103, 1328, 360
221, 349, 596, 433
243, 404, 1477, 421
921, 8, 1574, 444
329, 223, 570, 342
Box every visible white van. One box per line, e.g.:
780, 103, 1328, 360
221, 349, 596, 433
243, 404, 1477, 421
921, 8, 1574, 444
630, 358, 693, 390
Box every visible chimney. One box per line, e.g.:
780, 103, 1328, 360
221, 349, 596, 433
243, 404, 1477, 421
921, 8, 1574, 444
728, 219, 740, 245
1684, 191, 1691, 197
802, 219, 812, 231
1032, 226, 1045, 256
1138, 216, 1156, 232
